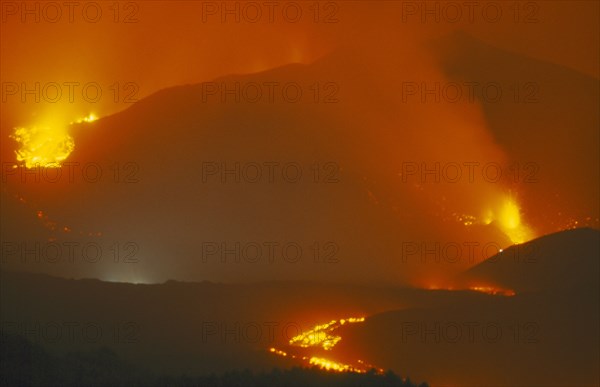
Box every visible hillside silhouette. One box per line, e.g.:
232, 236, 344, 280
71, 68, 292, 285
1, 332, 427, 387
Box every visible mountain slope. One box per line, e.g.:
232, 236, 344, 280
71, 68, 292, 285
456, 227, 599, 292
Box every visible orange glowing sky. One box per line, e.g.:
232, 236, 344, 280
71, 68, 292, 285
1, 1, 598, 285
2, 1, 598, 128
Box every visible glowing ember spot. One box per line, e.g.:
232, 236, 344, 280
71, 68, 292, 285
289, 317, 365, 350
309, 357, 361, 373
427, 284, 453, 291
10, 125, 74, 168
482, 209, 494, 225
357, 360, 384, 373
269, 348, 373, 374
454, 213, 477, 226
469, 286, 516, 297
71, 113, 98, 124
269, 347, 287, 357
35, 210, 57, 231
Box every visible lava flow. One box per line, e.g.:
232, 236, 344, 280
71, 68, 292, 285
268, 316, 383, 374
289, 317, 365, 351
469, 286, 516, 297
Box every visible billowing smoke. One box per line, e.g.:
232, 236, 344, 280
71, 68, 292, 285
1, 1, 597, 286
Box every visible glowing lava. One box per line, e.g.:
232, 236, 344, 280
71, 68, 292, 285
309, 357, 362, 373
71, 113, 98, 124
10, 113, 98, 168
458, 194, 535, 244
469, 286, 516, 297
269, 347, 288, 357
10, 125, 74, 168
493, 196, 534, 243
269, 316, 379, 374
289, 317, 365, 350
